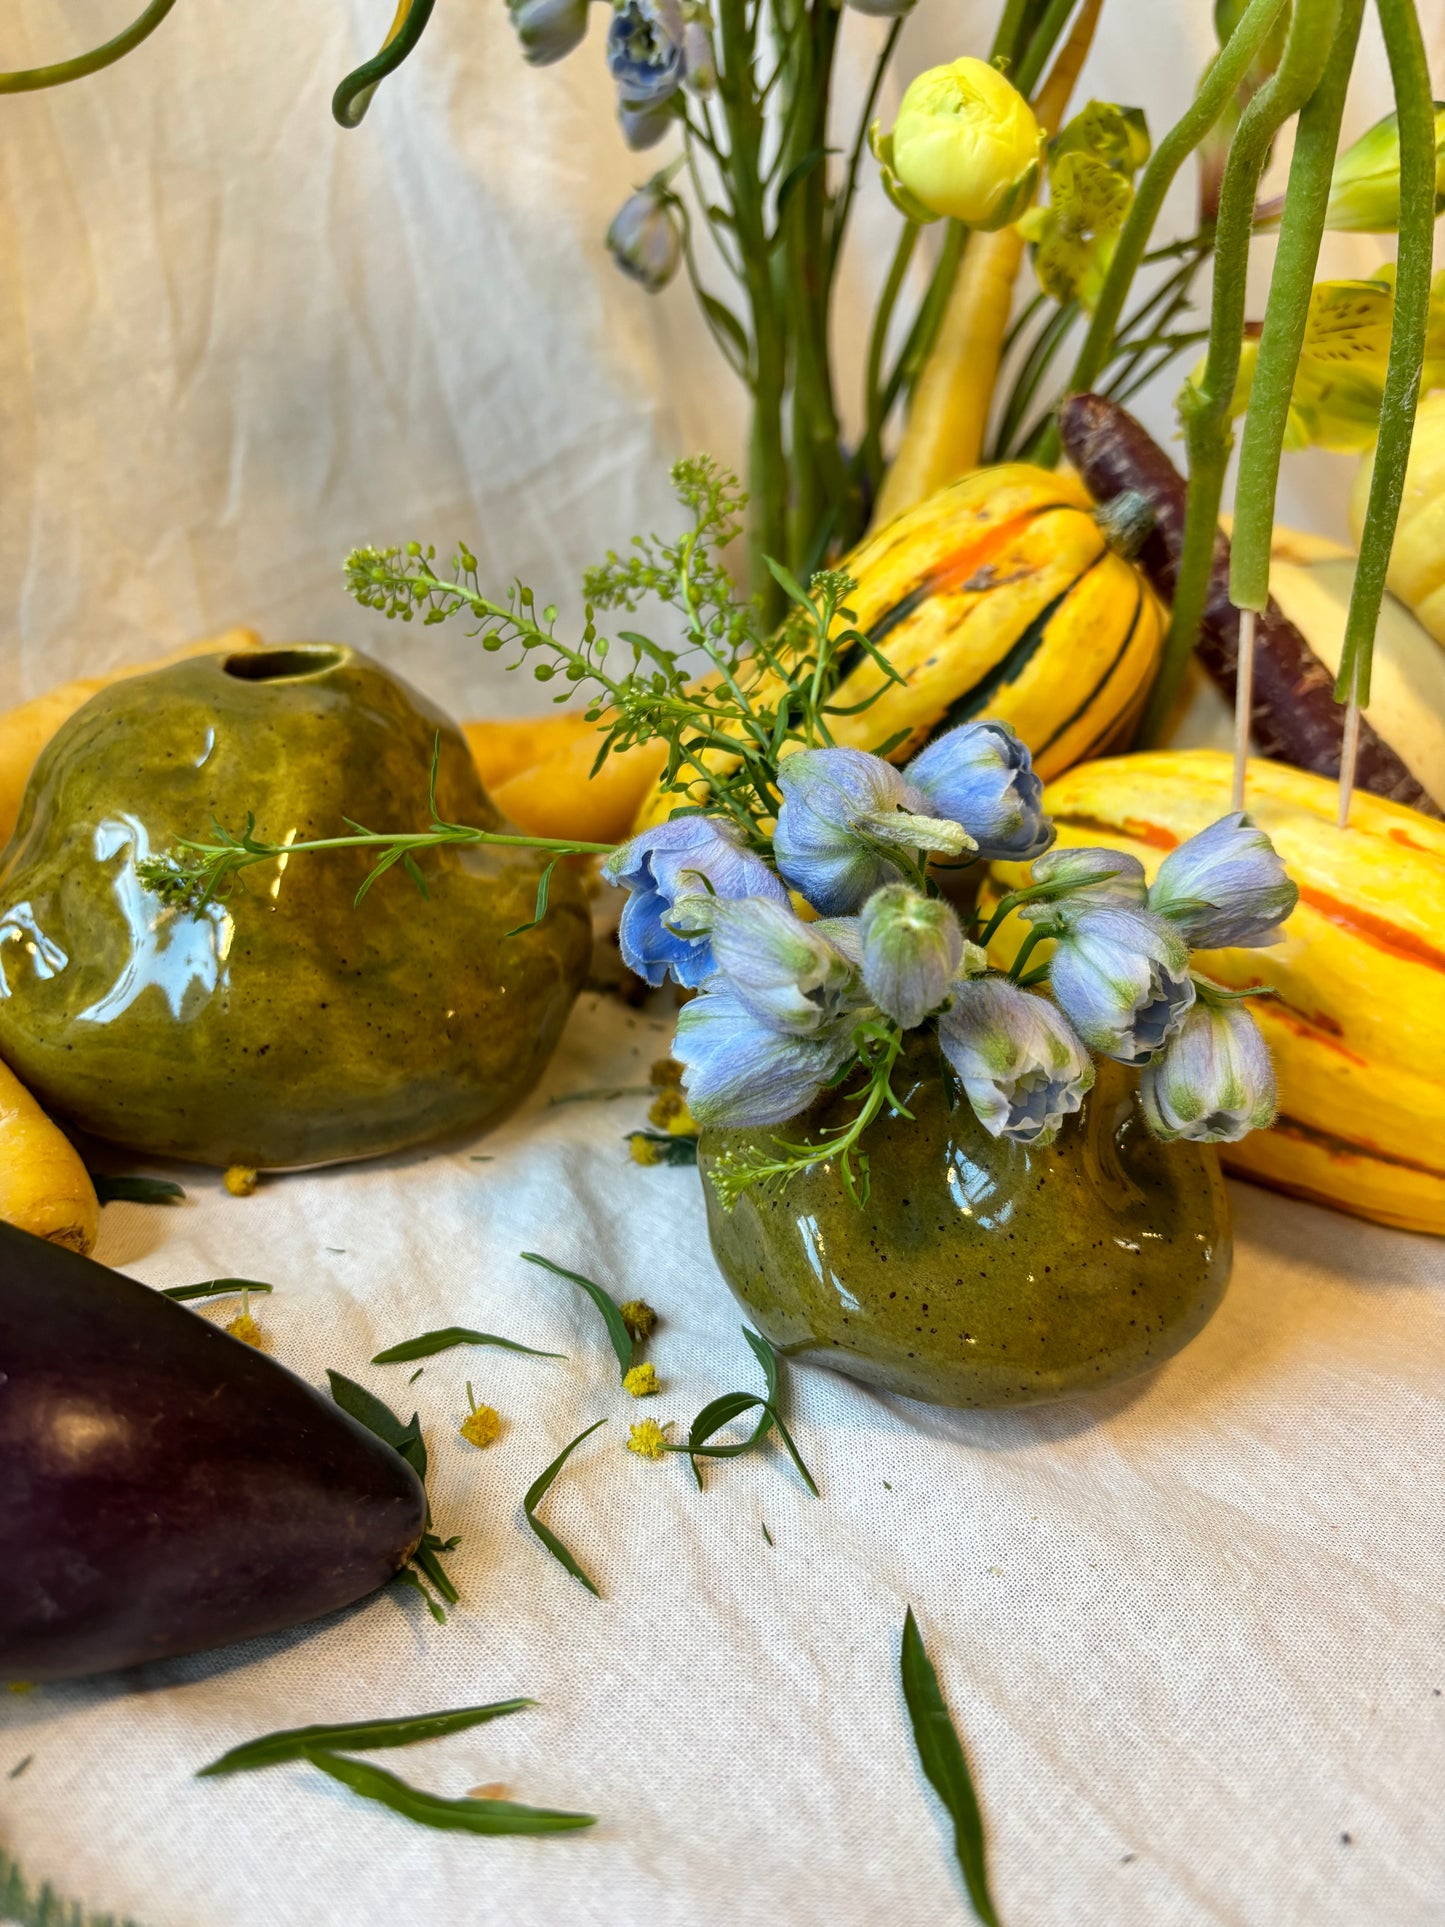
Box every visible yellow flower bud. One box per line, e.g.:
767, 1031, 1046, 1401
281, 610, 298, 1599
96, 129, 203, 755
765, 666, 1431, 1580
872, 58, 1043, 229
1324, 106, 1445, 234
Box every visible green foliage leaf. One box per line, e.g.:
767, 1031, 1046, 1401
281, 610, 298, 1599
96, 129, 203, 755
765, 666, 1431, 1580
197, 1701, 536, 1777
372, 1327, 565, 1365
899, 1608, 999, 1926
301, 1749, 595, 1836
505, 856, 559, 938
520, 1252, 633, 1380
522, 1417, 608, 1597
162, 1278, 274, 1302
681, 1392, 818, 1497
90, 1173, 185, 1206
0, 1840, 146, 1927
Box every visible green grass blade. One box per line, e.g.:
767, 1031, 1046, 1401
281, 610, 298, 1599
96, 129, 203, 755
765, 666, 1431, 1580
0, 1838, 148, 1927
162, 1278, 274, 1302
90, 1173, 185, 1206
372, 1326, 566, 1365
302, 1749, 595, 1835
197, 1700, 536, 1777
520, 1252, 633, 1379
523, 1417, 608, 1597
680, 1391, 818, 1497
900, 1608, 1000, 1926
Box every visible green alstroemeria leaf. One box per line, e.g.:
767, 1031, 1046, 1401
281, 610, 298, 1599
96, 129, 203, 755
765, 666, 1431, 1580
372, 1327, 566, 1365
520, 1251, 633, 1380
523, 1417, 608, 1597
301, 1748, 595, 1835
162, 1278, 274, 1302
197, 1700, 536, 1777
900, 1608, 1000, 1927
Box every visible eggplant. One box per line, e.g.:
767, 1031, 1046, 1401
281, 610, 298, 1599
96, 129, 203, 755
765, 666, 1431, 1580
0, 1224, 425, 1681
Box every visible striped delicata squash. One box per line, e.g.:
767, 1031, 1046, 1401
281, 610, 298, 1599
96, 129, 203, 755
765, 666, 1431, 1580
987, 750, 1445, 1237
631, 463, 1163, 832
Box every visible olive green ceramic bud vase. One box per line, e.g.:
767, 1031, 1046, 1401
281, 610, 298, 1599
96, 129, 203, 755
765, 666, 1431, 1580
700, 1055, 1232, 1410
0, 645, 591, 1167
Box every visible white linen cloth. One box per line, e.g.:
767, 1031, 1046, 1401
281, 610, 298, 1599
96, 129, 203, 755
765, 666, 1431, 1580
3, 992, 1443, 1927
1, 2, 1443, 1922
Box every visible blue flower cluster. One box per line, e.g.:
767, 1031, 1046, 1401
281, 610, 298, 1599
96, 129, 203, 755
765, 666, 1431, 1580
601, 722, 1298, 1158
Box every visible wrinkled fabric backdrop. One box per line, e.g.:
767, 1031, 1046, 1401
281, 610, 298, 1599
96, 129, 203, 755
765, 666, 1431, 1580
1, 4, 1443, 1925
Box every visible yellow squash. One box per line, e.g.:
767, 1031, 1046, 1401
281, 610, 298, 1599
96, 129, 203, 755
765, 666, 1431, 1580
0, 1058, 98, 1255
824, 463, 1164, 775
988, 750, 1445, 1236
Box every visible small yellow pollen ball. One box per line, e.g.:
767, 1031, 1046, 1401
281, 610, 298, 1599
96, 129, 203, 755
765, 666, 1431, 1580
623, 1362, 660, 1399
460, 1404, 501, 1449
647, 1086, 697, 1135
225, 1313, 265, 1349
627, 1418, 670, 1460
619, 1298, 658, 1341
224, 1165, 259, 1198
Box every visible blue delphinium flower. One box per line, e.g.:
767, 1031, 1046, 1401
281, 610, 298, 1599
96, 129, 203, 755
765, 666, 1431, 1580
507, 0, 593, 66
673, 988, 856, 1128
1026, 844, 1147, 909
603, 818, 787, 988
1048, 903, 1195, 1064
682, 895, 860, 1034
1140, 999, 1278, 1143
858, 884, 977, 1030
607, 0, 686, 106
773, 747, 975, 915
618, 98, 675, 151
606, 186, 683, 292
1148, 812, 1299, 949
905, 721, 1053, 862
939, 977, 1094, 1145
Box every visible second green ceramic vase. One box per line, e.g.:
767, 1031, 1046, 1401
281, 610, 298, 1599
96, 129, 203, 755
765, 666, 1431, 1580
700, 1051, 1232, 1409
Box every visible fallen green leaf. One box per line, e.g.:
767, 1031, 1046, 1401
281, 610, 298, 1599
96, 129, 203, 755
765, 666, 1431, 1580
520, 1252, 633, 1380
162, 1278, 274, 1302
900, 1608, 1000, 1926
197, 1700, 535, 1777
523, 1417, 608, 1597
372, 1326, 565, 1365
90, 1173, 185, 1206
302, 1749, 595, 1836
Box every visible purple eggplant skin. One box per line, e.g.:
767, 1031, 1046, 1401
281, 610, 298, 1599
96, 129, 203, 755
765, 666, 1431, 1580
0, 1223, 426, 1682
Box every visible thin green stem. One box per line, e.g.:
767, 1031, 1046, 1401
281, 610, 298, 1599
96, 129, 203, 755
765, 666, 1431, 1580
1339, 0, 1437, 714
829, 16, 905, 275
1067, 0, 1291, 398
1013, 0, 1079, 97
1230, 0, 1364, 611
1140, 0, 1343, 745
0, 0, 179, 93
860, 221, 920, 502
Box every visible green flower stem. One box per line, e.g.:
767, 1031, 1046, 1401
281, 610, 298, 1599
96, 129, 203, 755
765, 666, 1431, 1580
716, 0, 788, 622
1229, 0, 1365, 613
0, 0, 179, 93
1139, 0, 1342, 747
829, 15, 905, 276
1066, 0, 1292, 400
1338, 0, 1438, 725
860, 222, 920, 505
1013, 0, 1080, 97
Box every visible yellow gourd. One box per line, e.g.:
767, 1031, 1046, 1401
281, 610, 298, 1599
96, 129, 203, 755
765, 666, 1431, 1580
987, 750, 1445, 1237
0, 1058, 98, 1254
1351, 391, 1445, 645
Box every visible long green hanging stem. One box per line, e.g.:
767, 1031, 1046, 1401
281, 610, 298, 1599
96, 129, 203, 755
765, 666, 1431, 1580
1335, 0, 1437, 825
1064, 0, 1292, 402
1138, 0, 1343, 748
0, 0, 179, 93
1225, 0, 1364, 808
333, 0, 437, 129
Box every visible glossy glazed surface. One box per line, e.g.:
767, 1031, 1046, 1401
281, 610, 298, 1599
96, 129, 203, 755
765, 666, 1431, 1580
701, 1054, 1232, 1408
0, 1223, 425, 1682
0, 645, 591, 1166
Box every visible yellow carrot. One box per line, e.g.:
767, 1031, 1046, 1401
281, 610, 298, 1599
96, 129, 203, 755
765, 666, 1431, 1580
872, 0, 1103, 525
0, 1058, 98, 1255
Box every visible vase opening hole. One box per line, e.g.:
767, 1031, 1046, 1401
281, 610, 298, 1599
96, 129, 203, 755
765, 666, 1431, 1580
224, 647, 347, 683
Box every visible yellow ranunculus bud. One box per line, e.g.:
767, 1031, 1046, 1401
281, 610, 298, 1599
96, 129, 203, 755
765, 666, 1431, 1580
871, 57, 1043, 230
1324, 106, 1445, 233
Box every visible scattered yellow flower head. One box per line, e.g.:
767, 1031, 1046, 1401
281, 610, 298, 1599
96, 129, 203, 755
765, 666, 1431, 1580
647, 1086, 697, 1135
628, 1132, 666, 1167
224, 1165, 259, 1198
460, 1403, 501, 1449
627, 1418, 672, 1460
620, 1298, 658, 1341
6, 1681, 35, 1694
623, 1362, 660, 1399
225, 1313, 265, 1349
649, 1056, 684, 1089
1323, 106, 1445, 234
871, 58, 1043, 229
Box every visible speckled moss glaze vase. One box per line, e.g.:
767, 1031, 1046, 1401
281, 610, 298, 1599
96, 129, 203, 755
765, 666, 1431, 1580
700, 1051, 1232, 1409
0, 645, 591, 1167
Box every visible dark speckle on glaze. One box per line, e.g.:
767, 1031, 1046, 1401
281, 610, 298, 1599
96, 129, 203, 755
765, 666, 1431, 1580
0, 645, 591, 1168
700, 1051, 1232, 1409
